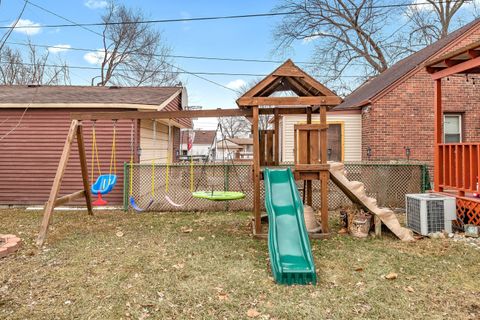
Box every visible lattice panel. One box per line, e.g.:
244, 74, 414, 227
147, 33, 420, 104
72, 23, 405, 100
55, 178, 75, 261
456, 198, 480, 226
124, 162, 427, 212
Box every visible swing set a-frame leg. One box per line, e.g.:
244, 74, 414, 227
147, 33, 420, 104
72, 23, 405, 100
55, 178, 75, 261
37, 120, 93, 247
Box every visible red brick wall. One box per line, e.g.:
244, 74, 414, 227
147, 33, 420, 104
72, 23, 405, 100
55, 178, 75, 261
362, 25, 480, 167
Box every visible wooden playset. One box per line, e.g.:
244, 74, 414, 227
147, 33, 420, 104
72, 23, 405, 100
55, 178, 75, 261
37, 60, 412, 255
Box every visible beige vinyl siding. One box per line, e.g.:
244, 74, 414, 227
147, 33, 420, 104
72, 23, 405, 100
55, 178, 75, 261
281, 113, 362, 162
140, 119, 171, 164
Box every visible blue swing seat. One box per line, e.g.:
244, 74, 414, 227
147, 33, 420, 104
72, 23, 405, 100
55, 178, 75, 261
91, 174, 117, 195
129, 196, 153, 212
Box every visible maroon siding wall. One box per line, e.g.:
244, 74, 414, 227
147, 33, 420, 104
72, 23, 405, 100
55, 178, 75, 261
0, 108, 138, 205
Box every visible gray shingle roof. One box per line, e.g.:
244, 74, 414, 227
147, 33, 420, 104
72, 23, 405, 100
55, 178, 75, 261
335, 18, 480, 110
0, 85, 181, 106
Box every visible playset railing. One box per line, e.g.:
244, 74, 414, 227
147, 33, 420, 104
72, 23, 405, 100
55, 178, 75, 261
436, 143, 480, 195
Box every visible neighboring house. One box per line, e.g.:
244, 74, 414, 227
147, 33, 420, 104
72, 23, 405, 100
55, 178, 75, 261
0, 85, 190, 206
216, 139, 243, 161
225, 138, 253, 160
335, 18, 480, 167
180, 130, 216, 160
278, 109, 362, 162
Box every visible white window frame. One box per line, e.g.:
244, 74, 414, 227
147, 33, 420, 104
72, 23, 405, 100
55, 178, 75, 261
443, 114, 462, 143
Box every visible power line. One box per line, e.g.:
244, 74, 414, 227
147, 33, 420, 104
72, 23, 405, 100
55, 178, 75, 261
6, 41, 317, 65
3, 1, 468, 30
26, 0, 103, 37
0, 0, 28, 52
7, 40, 427, 68
24, 0, 249, 93
0, 60, 368, 78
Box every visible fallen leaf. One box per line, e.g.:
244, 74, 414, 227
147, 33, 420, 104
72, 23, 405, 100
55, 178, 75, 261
180, 227, 193, 233
172, 263, 184, 270
354, 267, 363, 272
247, 308, 261, 318
116, 231, 124, 237
385, 272, 398, 280
404, 286, 415, 293
218, 292, 229, 301
198, 236, 205, 241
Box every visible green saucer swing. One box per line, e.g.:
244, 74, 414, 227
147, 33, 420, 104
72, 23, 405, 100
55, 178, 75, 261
192, 123, 245, 202
192, 191, 245, 201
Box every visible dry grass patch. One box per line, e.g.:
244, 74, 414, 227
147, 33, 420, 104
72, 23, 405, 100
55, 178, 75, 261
0, 208, 479, 319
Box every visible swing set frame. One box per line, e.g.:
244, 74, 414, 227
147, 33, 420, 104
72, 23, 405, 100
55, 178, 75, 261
37, 60, 342, 246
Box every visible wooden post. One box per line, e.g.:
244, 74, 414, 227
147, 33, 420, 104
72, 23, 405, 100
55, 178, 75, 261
37, 120, 79, 246
320, 106, 329, 233
434, 79, 443, 192
274, 108, 280, 165
306, 107, 312, 206
252, 106, 262, 235
76, 123, 93, 215
374, 215, 382, 237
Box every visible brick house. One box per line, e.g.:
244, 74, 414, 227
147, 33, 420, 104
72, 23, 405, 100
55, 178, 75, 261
335, 18, 480, 169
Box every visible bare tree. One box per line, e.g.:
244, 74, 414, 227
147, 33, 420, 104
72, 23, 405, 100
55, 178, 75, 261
407, 0, 467, 45
273, 0, 409, 93
95, 1, 178, 86
0, 42, 70, 85
218, 116, 251, 138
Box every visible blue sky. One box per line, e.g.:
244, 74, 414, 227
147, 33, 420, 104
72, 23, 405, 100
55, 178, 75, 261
1, 1, 313, 116
1, 0, 479, 129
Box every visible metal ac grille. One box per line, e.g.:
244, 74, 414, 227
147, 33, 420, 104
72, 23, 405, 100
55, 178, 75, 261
427, 200, 445, 233
406, 197, 422, 233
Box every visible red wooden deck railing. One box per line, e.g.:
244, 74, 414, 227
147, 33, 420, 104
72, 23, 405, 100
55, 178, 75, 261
436, 143, 480, 195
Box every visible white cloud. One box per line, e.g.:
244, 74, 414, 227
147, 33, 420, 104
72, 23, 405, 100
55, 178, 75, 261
11, 19, 41, 36
84, 0, 108, 9
180, 11, 191, 31
48, 44, 71, 53
302, 35, 320, 44
84, 50, 106, 64
226, 79, 246, 90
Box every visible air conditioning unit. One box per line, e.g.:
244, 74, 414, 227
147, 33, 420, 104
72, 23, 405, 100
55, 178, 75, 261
406, 193, 456, 235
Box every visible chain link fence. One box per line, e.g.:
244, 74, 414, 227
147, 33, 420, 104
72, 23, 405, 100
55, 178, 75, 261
124, 162, 430, 212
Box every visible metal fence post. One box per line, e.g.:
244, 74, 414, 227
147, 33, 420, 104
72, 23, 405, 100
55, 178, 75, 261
123, 162, 128, 211
224, 165, 230, 211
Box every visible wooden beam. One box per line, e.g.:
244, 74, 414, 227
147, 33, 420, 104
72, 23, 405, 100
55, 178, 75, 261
295, 164, 331, 171
252, 106, 262, 235
320, 170, 329, 233
76, 124, 93, 215
468, 49, 480, 58
265, 108, 309, 115
294, 124, 329, 131
434, 79, 442, 192
431, 55, 480, 79
306, 107, 312, 206
237, 96, 342, 107
37, 120, 79, 247
53, 190, 85, 207
274, 108, 280, 165
284, 76, 313, 96
256, 77, 284, 97
72, 108, 252, 121
320, 106, 328, 164
72, 107, 313, 121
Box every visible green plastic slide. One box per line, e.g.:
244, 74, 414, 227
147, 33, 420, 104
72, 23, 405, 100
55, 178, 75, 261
263, 168, 317, 285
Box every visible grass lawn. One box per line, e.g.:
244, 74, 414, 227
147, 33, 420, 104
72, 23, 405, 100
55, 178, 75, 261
1, 209, 479, 319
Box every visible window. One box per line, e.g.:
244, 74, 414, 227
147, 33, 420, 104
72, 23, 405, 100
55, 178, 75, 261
444, 114, 462, 143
